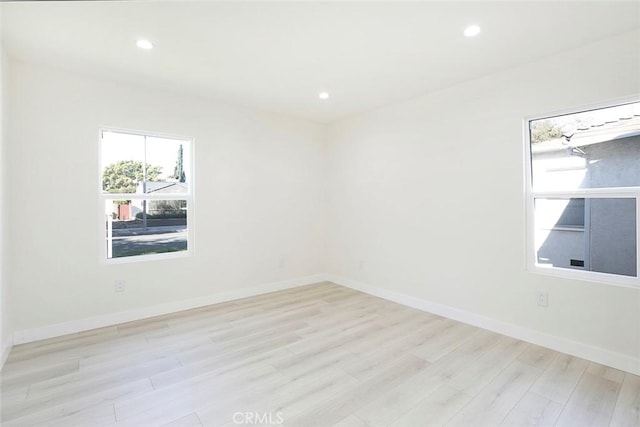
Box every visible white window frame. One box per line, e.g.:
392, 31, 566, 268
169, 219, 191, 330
524, 95, 640, 288
98, 127, 195, 264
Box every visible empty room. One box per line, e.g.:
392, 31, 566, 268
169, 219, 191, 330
1, 1, 639, 426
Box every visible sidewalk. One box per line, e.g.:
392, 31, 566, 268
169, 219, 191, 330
111, 225, 186, 237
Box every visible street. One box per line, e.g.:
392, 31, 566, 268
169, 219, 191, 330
111, 228, 187, 257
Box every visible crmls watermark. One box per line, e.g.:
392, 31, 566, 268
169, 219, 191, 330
232, 412, 284, 425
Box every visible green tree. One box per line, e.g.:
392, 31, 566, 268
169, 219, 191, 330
530, 120, 564, 144
102, 160, 162, 193
171, 144, 186, 183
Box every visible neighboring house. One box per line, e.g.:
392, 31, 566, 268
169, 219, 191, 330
130, 181, 188, 217
532, 116, 640, 277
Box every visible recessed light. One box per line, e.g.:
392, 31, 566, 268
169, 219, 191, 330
319, 92, 330, 100
463, 25, 481, 37
136, 40, 154, 50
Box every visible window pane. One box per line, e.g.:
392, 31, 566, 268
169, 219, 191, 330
535, 197, 636, 277
589, 198, 636, 276
105, 200, 188, 259
530, 102, 640, 191
144, 136, 190, 194
101, 131, 145, 194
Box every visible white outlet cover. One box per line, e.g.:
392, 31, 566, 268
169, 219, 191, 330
537, 291, 548, 307
115, 280, 126, 293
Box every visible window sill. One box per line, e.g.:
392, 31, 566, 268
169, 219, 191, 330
102, 250, 192, 265
527, 264, 639, 289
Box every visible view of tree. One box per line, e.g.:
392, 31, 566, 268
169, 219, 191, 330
530, 120, 564, 144
102, 160, 163, 193
170, 144, 186, 183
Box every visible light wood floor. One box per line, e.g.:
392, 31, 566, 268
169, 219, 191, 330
1, 282, 639, 427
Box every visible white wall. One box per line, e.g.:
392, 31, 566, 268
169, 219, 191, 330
0, 5, 13, 367
6, 59, 326, 338
326, 30, 640, 371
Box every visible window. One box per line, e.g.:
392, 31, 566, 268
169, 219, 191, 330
100, 130, 193, 261
525, 98, 640, 286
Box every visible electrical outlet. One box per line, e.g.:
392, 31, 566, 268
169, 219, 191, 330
358, 259, 364, 271
537, 291, 548, 307
278, 258, 285, 269
115, 280, 126, 293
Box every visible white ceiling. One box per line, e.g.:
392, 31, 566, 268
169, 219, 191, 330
3, 1, 639, 123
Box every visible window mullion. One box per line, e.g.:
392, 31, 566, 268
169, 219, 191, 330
102, 195, 190, 201
143, 135, 148, 194
533, 188, 640, 198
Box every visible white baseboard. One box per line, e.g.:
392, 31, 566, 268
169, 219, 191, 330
1, 333, 13, 371
13, 274, 327, 345
327, 274, 640, 376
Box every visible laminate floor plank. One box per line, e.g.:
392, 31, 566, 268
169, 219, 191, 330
499, 391, 563, 426
3, 377, 151, 426
149, 339, 297, 390
213, 363, 361, 427
332, 415, 370, 427
116, 363, 285, 424
5, 334, 149, 375
454, 327, 505, 356
282, 321, 382, 356
77, 336, 208, 372
445, 359, 544, 426
161, 412, 203, 427
293, 311, 383, 342
610, 373, 640, 427
446, 337, 530, 397
390, 384, 472, 427
0, 384, 29, 408
1, 359, 80, 389
6, 326, 120, 361
5, 403, 117, 427
554, 363, 624, 427
353, 360, 449, 427
270, 346, 357, 379
339, 313, 444, 357
410, 319, 479, 363
2, 282, 638, 427
517, 344, 560, 371
529, 353, 589, 405
586, 361, 625, 384
27, 354, 182, 400
283, 354, 429, 427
